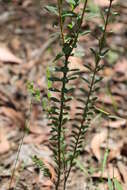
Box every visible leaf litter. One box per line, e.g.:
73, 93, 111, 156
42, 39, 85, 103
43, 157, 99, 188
0, 0, 127, 189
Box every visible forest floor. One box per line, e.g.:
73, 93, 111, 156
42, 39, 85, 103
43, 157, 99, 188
0, 0, 127, 190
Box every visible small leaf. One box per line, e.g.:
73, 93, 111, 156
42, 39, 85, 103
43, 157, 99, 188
62, 11, 77, 18
34, 89, 40, 101
50, 97, 60, 103
53, 53, 63, 62
66, 0, 76, 6
84, 63, 92, 71
94, 106, 110, 116
49, 87, 60, 92
45, 5, 58, 16
27, 81, 34, 94
48, 77, 62, 82
79, 30, 91, 36
62, 43, 72, 56
81, 76, 90, 84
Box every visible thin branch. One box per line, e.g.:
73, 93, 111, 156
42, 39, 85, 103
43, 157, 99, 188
9, 101, 32, 189
57, 0, 64, 44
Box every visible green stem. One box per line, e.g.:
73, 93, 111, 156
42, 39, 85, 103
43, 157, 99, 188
64, 65, 97, 190
55, 56, 68, 190
56, 1, 88, 189
64, 0, 113, 189
57, 0, 64, 44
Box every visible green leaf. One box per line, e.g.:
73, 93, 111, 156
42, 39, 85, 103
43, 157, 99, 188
53, 53, 63, 62
32, 155, 51, 178
84, 63, 92, 71
48, 77, 62, 82
66, 0, 76, 6
49, 87, 60, 92
101, 148, 109, 175
81, 76, 90, 84
46, 67, 52, 98
45, 5, 58, 16
62, 43, 72, 56
79, 30, 91, 36
27, 81, 34, 94
34, 89, 41, 101
94, 106, 110, 116
113, 178, 123, 190
50, 97, 60, 103
62, 11, 77, 18
95, 76, 103, 84
99, 48, 109, 58
42, 98, 48, 111
68, 76, 77, 81
108, 177, 113, 190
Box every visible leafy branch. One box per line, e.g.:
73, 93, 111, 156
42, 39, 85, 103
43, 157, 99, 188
63, 0, 114, 189
44, 0, 115, 189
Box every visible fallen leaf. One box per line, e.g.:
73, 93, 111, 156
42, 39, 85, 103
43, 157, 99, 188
99, 94, 123, 105
91, 129, 108, 161
121, 143, 127, 157
108, 149, 120, 162
24, 134, 48, 144
92, 164, 121, 181
69, 56, 87, 72
43, 159, 56, 182
0, 127, 10, 154
94, 0, 117, 7
0, 43, 22, 64
108, 142, 123, 162
29, 124, 45, 134
114, 59, 127, 74
117, 162, 127, 183
10, 37, 21, 51
109, 119, 127, 128
0, 107, 24, 127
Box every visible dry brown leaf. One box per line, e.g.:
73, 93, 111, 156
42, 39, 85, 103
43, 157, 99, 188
91, 129, 108, 161
99, 94, 123, 105
117, 161, 127, 183
92, 164, 121, 181
103, 67, 114, 77
114, 59, 127, 74
0, 43, 22, 64
29, 124, 44, 134
69, 56, 87, 72
108, 149, 120, 162
94, 0, 116, 6
11, 37, 21, 51
24, 134, 48, 145
109, 119, 127, 128
0, 127, 10, 154
0, 107, 24, 127
121, 143, 127, 157
38, 159, 56, 189
43, 159, 56, 182
122, 183, 127, 190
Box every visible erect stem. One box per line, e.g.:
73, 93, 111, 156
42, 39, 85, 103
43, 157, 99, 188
55, 2, 65, 189
64, 0, 113, 188
64, 66, 97, 190
57, 0, 64, 44
56, 1, 88, 189
55, 56, 69, 190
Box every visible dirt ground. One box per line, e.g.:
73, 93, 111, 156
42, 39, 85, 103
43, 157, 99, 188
0, 0, 127, 190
